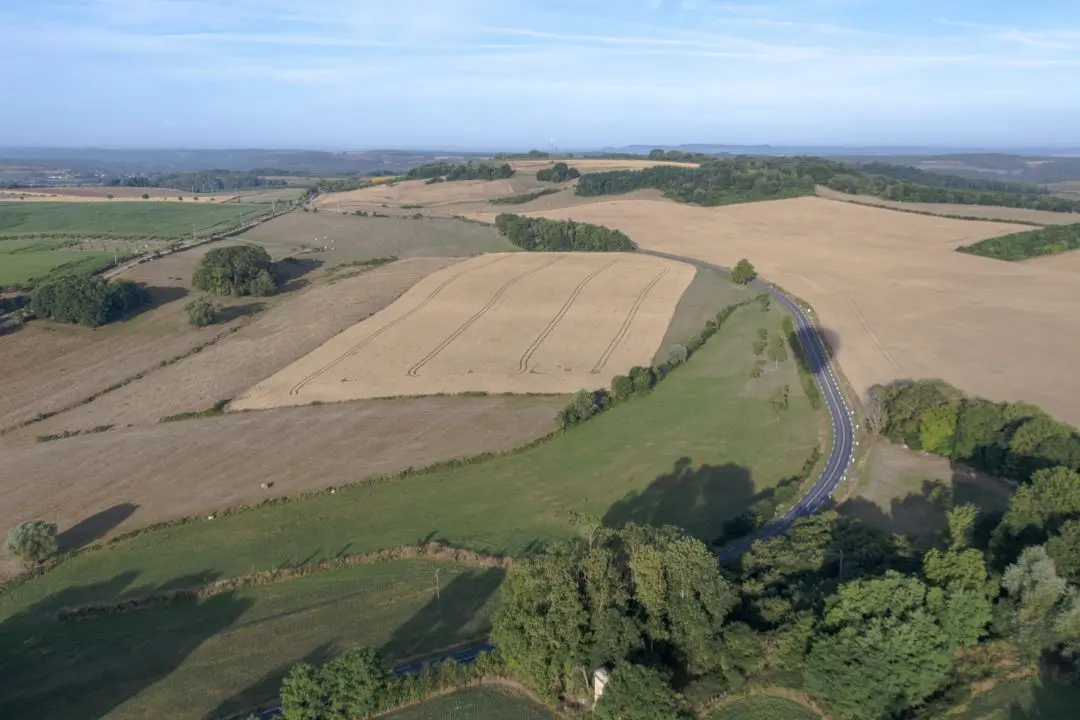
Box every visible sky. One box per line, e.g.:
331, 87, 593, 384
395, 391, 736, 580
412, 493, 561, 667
1, 0, 1079, 150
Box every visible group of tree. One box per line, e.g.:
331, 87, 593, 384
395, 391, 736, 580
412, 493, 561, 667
192, 244, 280, 297
31, 274, 149, 327
105, 170, 287, 193
494, 214, 636, 252
405, 162, 514, 182
823, 171, 1080, 212
957, 222, 1080, 261
873, 379, 1080, 483
536, 162, 580, 182
855, 162, 1048, 195
647, 148, 715, 163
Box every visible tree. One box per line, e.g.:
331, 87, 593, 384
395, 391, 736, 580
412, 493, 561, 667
767, 335, 788, 368
594, 663, 689, 720
611, 375, 635, 402
321, 648, 388, 719
731, 259, 756, 285
280, 662, 328, 720
770, 385, 790, 420
184, 296, 218, 327
1047, 520, 1080, 583
31, 275, 149, 327
1000, 545, 1079, 654
919, 402, 960, 456
192, 244, 280, 297
141, 193, 150, 199
993, 466, 1080, 563
5, 520, 59, 564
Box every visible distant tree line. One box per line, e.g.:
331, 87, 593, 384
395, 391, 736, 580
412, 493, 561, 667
647, 148, 714, 163
824, 171, 1080, 212
494, 214, 636, 252
874, 379, 1080, 482
31, 274, 149, 326
406, 162, 514, 181
855, 162, 1048, 195
106, 170, 287, 193
535, 162, 580, 182
956, 222, 1080, 261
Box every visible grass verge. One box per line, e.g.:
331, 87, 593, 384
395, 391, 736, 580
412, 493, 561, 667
383, 685, 555, 719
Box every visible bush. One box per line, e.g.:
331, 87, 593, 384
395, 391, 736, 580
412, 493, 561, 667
31, 275, 150, 327
611, 374, 635, 402
184, 297, 218, 327
192, 244, 280, 297
731, 258, 757, 285
5, 520, 58, 564
141, 193, 150, 199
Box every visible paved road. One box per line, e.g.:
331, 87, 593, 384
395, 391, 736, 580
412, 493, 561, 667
638, 251, 858, 558
249, 253, 857, 718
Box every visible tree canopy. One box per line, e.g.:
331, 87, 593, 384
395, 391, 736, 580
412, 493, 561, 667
406, 161, 514, 181
536, 162, 581, 182
31, 274, 149, 327
192, 244, 280, 297
494, 214, 636, 252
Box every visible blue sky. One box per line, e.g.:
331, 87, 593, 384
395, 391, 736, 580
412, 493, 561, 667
1, 0, 1078, 149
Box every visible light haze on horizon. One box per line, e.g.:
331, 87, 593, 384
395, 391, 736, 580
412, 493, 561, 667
1, 0, 1078, 149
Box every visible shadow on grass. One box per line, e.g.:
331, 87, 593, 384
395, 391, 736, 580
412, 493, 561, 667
57, 502, 139, 552
277, 257, 323, 293
0, 570, 252, 720
205, 642, 336, 720
603, 457, 754, 543
216, 301, 265, 323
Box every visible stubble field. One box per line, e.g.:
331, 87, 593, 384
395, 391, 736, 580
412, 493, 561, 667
816, 187, 1080, 225
519, 196, 1080, 427
232, 252, 695, 409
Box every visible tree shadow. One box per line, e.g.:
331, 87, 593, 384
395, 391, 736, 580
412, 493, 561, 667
57, 503, 139, 552
380, 567, 505, 663
139, 284, 190, 310
787, 323, 838, 376
205, 642, 336, 720
603, 458, 755, 543
1007, 670, 1080, 720
0, 569, 253, 720
276, 257, 323, 293
216, 301, 265, 323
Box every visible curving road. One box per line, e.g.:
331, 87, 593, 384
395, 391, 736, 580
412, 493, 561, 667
637, 251, 858, 559
247, 253, 857, 718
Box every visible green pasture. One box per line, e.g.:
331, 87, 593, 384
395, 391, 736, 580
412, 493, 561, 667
0, 201, 270, 239
384, 686, 554, 719
0, 236, 113, 286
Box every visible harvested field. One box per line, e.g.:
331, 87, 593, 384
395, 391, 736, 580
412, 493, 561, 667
232, 252, 695, 409
510, 158, 698, 173
0, 396, 564, 543
1024, 248, 1080, 273
311, 177, 547, 213
14, 258, 457, 438
817, 187, 1079, 225
520, 196, 1080, 427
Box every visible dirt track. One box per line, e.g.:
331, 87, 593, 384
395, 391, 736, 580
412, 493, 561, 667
518, 196, 1080, 427
232, 252, 695, 409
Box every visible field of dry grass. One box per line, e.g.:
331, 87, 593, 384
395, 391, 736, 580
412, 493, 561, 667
1024, 249, 1080, 273
518, 196, 1080, 427
0, 395, 564, 548
817, 187, 1079, 225
312, 178, 532, 212
233, 252, 695, 409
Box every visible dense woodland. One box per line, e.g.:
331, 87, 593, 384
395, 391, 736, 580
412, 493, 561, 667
957, 223, 1080, 260
405, 161, 514, 181
106, 171, 287, 193
494, 213, 635, 252
576, 156, 1080, 213
30, 275, 149, 326
855, 162, 1048, 194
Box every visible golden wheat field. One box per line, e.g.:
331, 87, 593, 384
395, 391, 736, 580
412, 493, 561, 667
231, 252, 695, 409
512, 196, 1080, 427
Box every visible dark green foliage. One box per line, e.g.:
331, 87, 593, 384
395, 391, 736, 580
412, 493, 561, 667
730, 259, 756, 285
280, 648, 388, 720
107, 170, 286, 193
406, 162, 514, 181
192, 244, 280, 297
856, 162, 1048, 195
1047, 520, 1080, 583
781, 315, 822, 410
4, 520, 58, 564
594, 664, 690, 720
494, 214, 635, 252
184, 296, 218, 327
535, 163, 580, 182
31, 274, 149, 326
957, 223, 1080, 261
489, 188, 561, 205
611, 375, 635, 402
556, 389, 610, 429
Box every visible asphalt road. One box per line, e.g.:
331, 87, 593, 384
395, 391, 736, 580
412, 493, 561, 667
249, 252, 857, 718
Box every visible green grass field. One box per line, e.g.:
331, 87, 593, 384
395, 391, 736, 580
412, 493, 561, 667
0, 201, 270, 239
709, 695, 821, 719
0, 300, 819, 622
0, 236, 114, 285
384, 686, 554, 719
0, 560, 502, 719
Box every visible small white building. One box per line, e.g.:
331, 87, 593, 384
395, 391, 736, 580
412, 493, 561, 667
593, 667, 611, 705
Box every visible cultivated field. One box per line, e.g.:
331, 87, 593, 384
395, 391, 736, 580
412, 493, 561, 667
0, 188, 243, 203
0, 201, 269, 237
0, 396, 564, 544
817, 187, 1079, 225
1024, 248, 1080, 273
521, 196, 1080, 427
311, 177, 542, 213
510, 158, 699, 173
232, 252, 695, 408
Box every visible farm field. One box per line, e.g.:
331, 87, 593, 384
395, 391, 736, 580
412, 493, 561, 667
232, 252, 696, 408
12, 257, 457, 437
0, 187, 240, 202
520, 196, 1080, 427
0, 201, 270, 238
816, 187, 1079, 225
708, 695, 822, 719
1024, 247, 1080, 273
237, 211, 515, 263
0, 236, 114, 286
0, 299, 820, 620
1050, 180, 1080, 199
384, 686, 554, 720
0, 560, 503, 720
311, 177, 552, 213
840, 440, 1013, 541
0, 395, 564, 542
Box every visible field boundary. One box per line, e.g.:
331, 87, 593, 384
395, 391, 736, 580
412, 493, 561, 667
700, 686, 830, 719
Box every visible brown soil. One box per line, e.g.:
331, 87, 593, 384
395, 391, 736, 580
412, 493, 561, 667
0, 396, 564, 545
231, 252, 694, 409
817, 187, 1079, 225
9, 258, 457, 439
517, 196, 1080, 427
